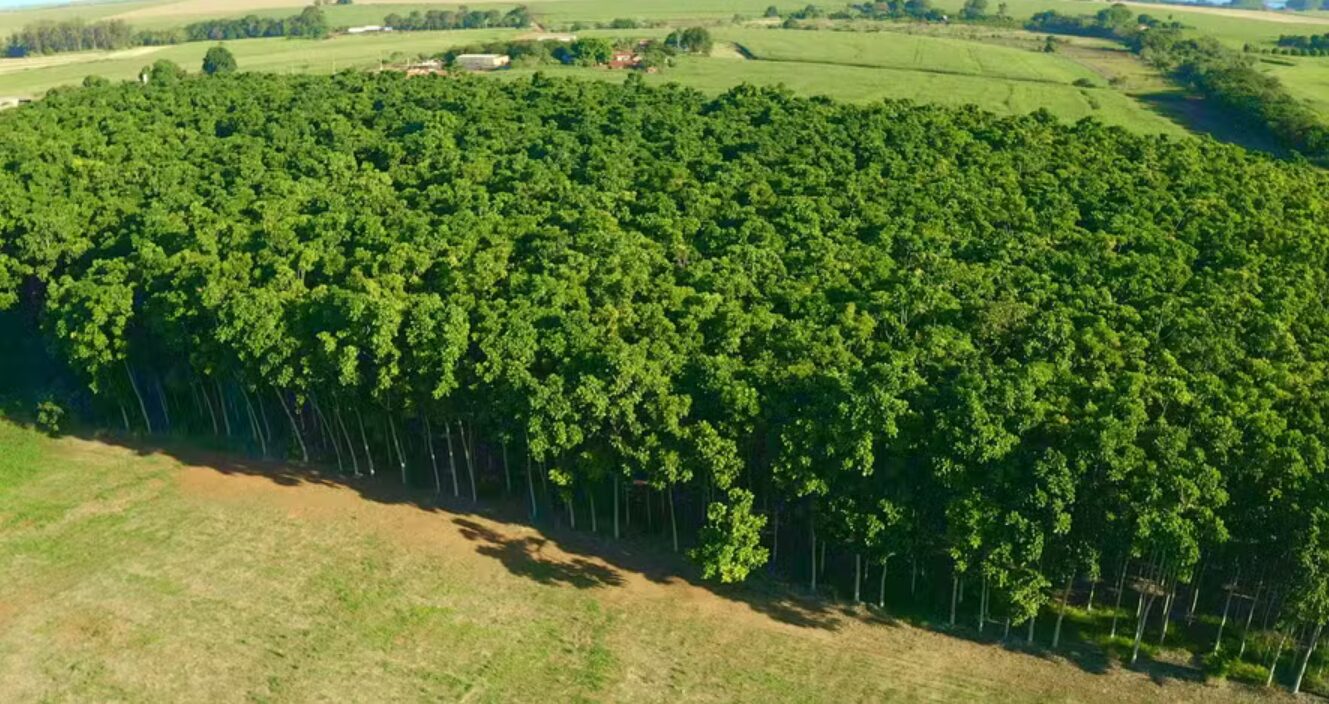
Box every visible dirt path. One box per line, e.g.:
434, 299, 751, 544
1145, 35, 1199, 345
170, 455, 1282, 704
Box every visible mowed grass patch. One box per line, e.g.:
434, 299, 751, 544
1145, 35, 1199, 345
0, 420, 1278, 703
717, 27, 1099, 84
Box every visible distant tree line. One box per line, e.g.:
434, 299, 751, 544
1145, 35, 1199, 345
4, 6, 331, 57
383, 7, 532, 31
436, 37, 676, 70
1274, 33, 1329, 52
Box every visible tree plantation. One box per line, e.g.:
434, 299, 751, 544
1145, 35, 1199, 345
3, 72, 1329, 691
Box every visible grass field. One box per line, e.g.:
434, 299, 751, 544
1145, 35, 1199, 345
1263, 56, 1329, 114
0, 419, 1289, 703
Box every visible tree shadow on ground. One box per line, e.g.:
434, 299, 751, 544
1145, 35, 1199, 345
7, 423, 1250, 688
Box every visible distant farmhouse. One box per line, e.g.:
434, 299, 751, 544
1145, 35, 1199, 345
0, 96, 32, 111
346, 25, 393, 35
454, 54, 511, 71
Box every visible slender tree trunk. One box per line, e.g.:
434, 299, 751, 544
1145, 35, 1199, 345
566, 493, 576, 529
1027, 611, 1036, 645
1269, 627, 1290, 687
809, 520, 817, 593
1131, 594, 1156, 665
424, 416, 441, 495
198, 380, 219, 435
879, 558, 889, 608
613, 475, 620, 539
458, 419, 477, 502
1053, 575, 1073, 648
354, 406, 374, 476
256, 390, 272, 445
589, 489, 598, 533
388, 414, 406, 486
1110, 558, 1128, 639
124, 361, 153, 434
315, 398, 343, 473
1214, 581, 1235, 654
771, 505, 779, 567
118, 399, 130, 432
1187, 555, 1205, 624
1004, 617, 1010, 641
335, 403, 360, 476
911, 557, 918, 597
855, 554, 863, 604
1240, 581, 1263, 659
1292, 622, 1323, 695
979, 573, 988, 632
525, 445, 537, 521
155, 373, 171, 432
242, 387, 266, 457
274, 388, 308, 463
445, 420, 459, 497
214, 378, 232, 437
624, 478, 631, 530
950, 572, 959, 627
1087, 581, 1096, 613
502, 440, 511, 496
1159, 570, 1177, 646
668, 487, 678, 553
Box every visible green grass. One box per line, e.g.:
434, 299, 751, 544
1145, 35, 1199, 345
1262, 56, 1329, 114
0, 29, 517, 96
0, 419, 1281, 702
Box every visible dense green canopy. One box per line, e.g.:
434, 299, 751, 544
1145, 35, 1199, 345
2, 74, 1328, 668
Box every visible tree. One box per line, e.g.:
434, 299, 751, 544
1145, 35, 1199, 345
960, 0, 989, 20
202, 45, 237, 75
764, 5, 780, 17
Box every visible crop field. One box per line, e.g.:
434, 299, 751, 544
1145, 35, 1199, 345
0, 419, 1284, 703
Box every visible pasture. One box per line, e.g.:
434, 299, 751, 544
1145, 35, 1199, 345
0, 419, 1284, 703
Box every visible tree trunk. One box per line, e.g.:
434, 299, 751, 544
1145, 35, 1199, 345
312, 396, 342, 473
354, 406, 374, 476
1292, 622, 1323, 695
388, 414, 406, 486
334, 404, 360, 476
155, 373, 171, 432
1268, 627, 1290, 687
1053, 576, 1073, 649
242, 387, 266, 457
809, 521, 817, 593
879, 558, 889, 608
445, 420, 459, 497
1087, 581, 1096, 613
124, 360, 153, 434
668, 487, 678, 553
256, 390, 273, 445
274, 388, 308, 463
199, 380, 219, 435
771, 505, 779, 567
214, 378, 232, 437
950, 573, 959, 627
1239, 581, 1263, 659
525, 446, 538, 521
424, 416, 441, 494
1130, 594, 1156, 665
613, 475, 620, 539
118, 399, 130, 432
1187, 555, 1205, 624
1159, 570, 1177, 646
502, 440, 511, 495
1214, 582, 1235, 654
979, 573, 988, 632
1110, 558, 1128, 639
854, 554, 862, 604
1027, 612, 1036, 645
1003, 617, 1010, 641
911, 557, 918, 597
589, 489, 598, 533
458, 419, 477, 502
566, 493, 576, 529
